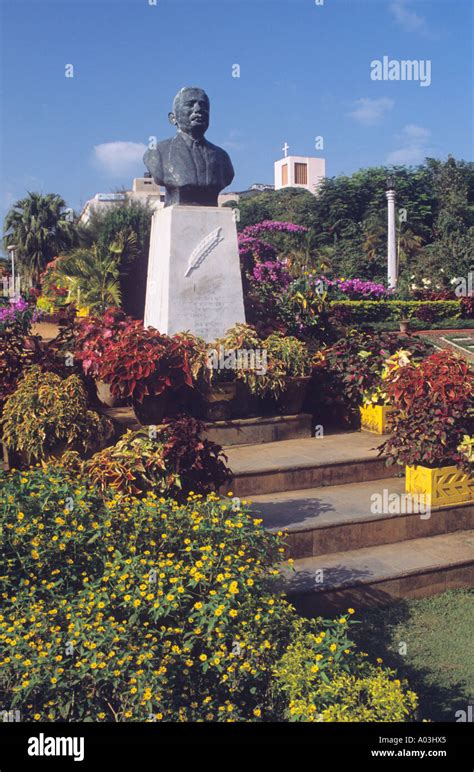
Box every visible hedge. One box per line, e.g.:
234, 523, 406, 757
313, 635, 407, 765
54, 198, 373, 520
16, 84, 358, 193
331, 300, 463, 327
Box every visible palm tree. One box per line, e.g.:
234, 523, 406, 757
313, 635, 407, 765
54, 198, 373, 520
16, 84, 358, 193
53, 232, 138, 313
286, 230, 335, 275
362, 221, 386, 262
397, 226, 424, 270
3, 192, 76, 284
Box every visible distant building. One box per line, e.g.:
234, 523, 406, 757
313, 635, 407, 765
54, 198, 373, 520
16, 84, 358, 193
274, 151, 325, 195
218, 182, 275, 206
79, 174, 165, 224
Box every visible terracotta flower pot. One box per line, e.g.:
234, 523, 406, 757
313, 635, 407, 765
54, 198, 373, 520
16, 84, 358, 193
95, 379, 123, 408
132, 386, 193, 426
233, 381, 261, 418
198, 382, 238, 421
275, 376, 311, 415
399, 319, 410, 333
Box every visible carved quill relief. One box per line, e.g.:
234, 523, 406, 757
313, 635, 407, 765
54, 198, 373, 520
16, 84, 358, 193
184, 226, 224, 277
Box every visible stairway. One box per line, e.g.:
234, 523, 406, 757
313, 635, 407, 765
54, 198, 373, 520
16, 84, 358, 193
100, 407, 474, 613
223, 419, 474, 614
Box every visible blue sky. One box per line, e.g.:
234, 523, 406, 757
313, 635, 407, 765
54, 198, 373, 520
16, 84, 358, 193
0, 0, 472, 225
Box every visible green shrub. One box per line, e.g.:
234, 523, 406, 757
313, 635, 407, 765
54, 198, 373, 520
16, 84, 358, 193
273, 621, 418, 722
1, 365, 112, 463
331, 300, 461, 328
0, 466, 418, 722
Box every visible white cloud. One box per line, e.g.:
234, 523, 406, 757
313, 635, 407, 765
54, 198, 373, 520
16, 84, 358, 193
93, 141, 147, 177
400, 124, 430, 141
387, 124, 433, 165
348, 97, 394, 126
389, 1, 427, 33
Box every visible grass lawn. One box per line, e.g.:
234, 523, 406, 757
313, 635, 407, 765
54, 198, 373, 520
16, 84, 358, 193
352, 589, 474, 722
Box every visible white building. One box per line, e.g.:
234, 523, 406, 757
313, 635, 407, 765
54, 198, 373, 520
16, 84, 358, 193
79, 175, 165, 224
274, 150, 325, 195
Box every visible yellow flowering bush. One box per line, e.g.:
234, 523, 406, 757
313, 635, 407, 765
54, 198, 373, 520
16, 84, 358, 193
0, 466, 418, 722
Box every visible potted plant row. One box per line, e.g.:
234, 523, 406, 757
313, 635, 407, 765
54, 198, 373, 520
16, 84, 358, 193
73, 315, 314, 424
380, 350, 474, 507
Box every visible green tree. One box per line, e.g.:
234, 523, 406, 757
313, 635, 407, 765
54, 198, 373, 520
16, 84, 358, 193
80, 199, 153, 318
54, 232, 138, 313
3, 192, 76, 284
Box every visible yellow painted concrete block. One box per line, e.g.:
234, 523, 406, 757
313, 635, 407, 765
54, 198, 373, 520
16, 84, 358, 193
360, 404, 394, 434
406, 464, 474, 507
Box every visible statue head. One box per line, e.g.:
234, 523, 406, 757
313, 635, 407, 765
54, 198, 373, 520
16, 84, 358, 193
169, 87, 210, 139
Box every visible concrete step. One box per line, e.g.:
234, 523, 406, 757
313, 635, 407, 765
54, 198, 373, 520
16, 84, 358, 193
224, 431, 394, 496
280, 530, 474, 614
203, 413, 312, 446
251, 478, 474, 559
99, 406, 312, 446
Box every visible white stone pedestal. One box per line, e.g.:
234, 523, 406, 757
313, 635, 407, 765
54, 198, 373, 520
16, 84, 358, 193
144, 205, 246, 341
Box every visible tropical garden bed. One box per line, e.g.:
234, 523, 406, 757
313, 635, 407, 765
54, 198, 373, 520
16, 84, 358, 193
1, 190, 473, 723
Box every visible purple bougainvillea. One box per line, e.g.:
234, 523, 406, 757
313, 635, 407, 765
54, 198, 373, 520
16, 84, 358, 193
241, 220, 308, 238
237, 235, 277, 265
305, 275, 391, 300
252, 260, 291, 288
334, 278, 392, 299
0, 298, 40, 334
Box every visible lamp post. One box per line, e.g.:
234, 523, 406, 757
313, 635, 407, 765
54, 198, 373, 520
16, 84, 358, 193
7, 244, 18, 300
386, 176, 398, 289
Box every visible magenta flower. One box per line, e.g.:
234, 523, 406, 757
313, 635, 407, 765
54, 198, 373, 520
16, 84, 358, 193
252, 260, 291, 288
241, 220, 308, 238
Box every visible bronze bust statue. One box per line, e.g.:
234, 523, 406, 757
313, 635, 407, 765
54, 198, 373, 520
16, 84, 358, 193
144, 87, 235, 207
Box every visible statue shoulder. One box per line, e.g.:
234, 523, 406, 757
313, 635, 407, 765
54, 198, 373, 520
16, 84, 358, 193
205, 139, 230, 160
143, 141, 170, 178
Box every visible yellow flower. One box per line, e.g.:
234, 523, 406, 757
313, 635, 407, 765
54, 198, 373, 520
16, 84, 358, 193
253, 708, 261, 717
199, 654, 207, 662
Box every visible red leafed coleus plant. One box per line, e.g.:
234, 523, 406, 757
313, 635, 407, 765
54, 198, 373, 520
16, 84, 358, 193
380, 350, 474, 470
74, 307, 133, 378
98, 321, 198, 402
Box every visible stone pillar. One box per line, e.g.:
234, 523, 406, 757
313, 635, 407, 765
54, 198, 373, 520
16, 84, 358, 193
386, 188, 397, 289
144, 205, 246, 341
